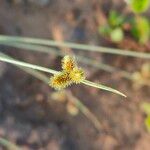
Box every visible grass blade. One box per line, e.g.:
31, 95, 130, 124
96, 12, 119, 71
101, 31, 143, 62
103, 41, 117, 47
0, 52, 101, 130
0, 35, 149, 59
0, 53, 126, 97
82, 80, 126, 97
0, 42, 116, 72
0, 52, 49, 84
0, 54, 58, 74
66, 91, 101, 130
0, 41, 132, 79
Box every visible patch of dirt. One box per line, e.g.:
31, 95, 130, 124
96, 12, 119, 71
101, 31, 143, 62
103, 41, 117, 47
0, 1, 150, 150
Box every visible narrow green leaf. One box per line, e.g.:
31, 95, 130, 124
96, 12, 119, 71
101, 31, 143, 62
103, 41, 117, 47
0, 52, 102, 131
0, 41, 132, 79
82, 80, 126, 97
0, 54, 58, 74
0, 52, 49, 84
0, 54, 126, 97
0, 35, 150, 59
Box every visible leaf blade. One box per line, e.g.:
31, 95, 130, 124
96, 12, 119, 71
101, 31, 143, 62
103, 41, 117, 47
0, 35, 150, 59
82, 80, 126, 97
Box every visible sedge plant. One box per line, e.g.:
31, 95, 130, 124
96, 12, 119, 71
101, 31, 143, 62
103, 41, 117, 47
0, 35, 150, 58
0, 53, 126, 97
0, 52, 102, 130
0, 35, 150, 130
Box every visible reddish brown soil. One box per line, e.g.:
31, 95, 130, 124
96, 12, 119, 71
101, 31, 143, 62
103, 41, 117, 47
0, 1, 150, 150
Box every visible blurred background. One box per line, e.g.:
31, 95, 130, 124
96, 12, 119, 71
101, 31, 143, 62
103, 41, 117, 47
0, 0, 150, 150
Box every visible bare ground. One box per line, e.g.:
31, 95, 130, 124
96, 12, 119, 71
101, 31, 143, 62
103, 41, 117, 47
0, 1, 150, 150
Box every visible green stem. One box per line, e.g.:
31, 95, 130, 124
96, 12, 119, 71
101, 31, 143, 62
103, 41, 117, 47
82, 80, 126, 97
0, 52, 102, 131
0, 41, 132, 79
0, 53, 126, 97
0, 35, 149, 59
0, 53, 58, 74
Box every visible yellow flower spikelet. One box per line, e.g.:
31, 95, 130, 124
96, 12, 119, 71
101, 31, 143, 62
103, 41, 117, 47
69, 67, 85, 83
61, 55, 76, 72
49, 71, 72, 90
49, 55, 85, 90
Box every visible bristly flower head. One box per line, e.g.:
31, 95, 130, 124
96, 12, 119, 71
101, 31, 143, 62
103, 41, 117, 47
49, 71, 72, 90
61, 55, 77, 72
69, 67, 85, 83
49, 55, 85, 90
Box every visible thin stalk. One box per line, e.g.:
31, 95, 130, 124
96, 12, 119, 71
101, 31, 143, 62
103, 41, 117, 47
0, 41, 132, 79
82, 80, 126, 97
0, 53, 58, 74
0, 35, 149, 59
67, 91, 101, 130
0, 52, 101, 131
0, 52, 49, 84
0, 53, 126, 97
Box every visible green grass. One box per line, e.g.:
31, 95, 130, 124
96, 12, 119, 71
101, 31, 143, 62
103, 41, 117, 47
0, 41, 132, 79
0, 35, 150, 59
0, 52, 126, 97
0, 52, 102, 130
2, 34, 149, 130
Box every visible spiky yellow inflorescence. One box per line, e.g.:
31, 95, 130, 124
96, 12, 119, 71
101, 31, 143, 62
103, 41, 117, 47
61, 55, 76, 72
69, 67, 85, 83
49, 55, 85, 90
49, 71, 72, 90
